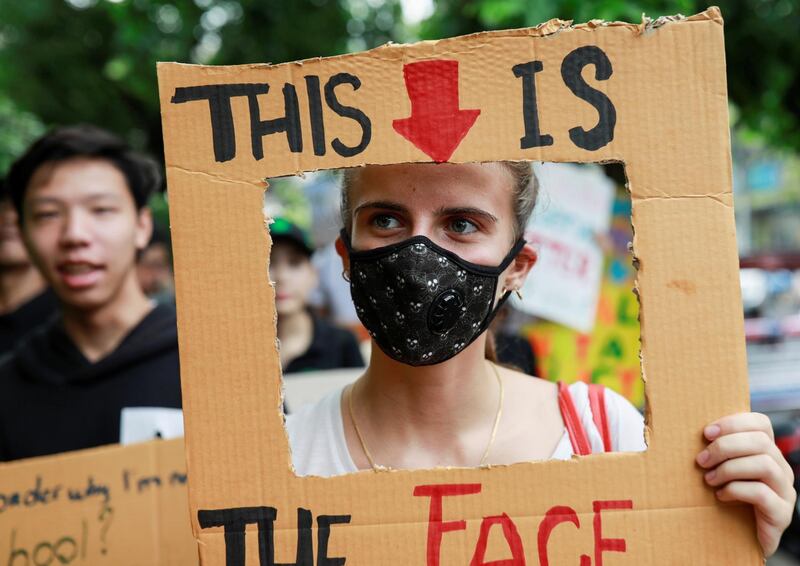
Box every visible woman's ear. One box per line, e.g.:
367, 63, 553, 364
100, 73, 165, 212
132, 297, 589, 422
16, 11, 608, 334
335, 235, 350, 275
502, 243, 537, 293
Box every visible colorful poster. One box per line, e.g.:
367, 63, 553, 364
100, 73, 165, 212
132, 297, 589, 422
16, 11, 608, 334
516, 163, 615, 333
524, 194, 645, 408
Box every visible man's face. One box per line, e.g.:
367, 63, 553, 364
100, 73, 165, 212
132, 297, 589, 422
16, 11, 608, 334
21, 157, 152, 310
0, 199, 31, 268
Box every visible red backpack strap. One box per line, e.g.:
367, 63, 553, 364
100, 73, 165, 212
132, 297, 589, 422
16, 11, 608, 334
557, 382, 592, 456
588, 384, 612, 452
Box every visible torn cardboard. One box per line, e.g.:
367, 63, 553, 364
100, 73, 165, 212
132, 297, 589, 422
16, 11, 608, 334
0, 439, 196, 565
158, 7, 760, 564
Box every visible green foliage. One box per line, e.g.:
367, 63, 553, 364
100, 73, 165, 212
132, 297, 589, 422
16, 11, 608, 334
147, 190, 171, 231
267, 178, 313, 230
419, 0, 800, 153
0, 0, 798, 169
418, 0, 698, 37
0, 97, 45, 175
0, 0, 400, 173
723, 0, 800, 151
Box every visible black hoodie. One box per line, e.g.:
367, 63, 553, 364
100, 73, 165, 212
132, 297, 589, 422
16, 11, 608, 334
0, 304, 181, 461
0, 289, 58, 355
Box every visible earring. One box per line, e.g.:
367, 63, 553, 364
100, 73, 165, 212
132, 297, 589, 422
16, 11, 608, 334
342, 269, 350, 283
515, 288, 523, 300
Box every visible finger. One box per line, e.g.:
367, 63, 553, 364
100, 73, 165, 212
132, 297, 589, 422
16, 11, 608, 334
698, 429, 795, 481
716, 481, 794, 555
704, 454, 795, 501
697, 431, 780, 469
716, 481, 792, 523
704, 412, 774, 442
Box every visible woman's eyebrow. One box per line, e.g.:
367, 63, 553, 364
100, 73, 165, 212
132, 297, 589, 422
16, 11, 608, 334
435, 206, 498, 223
353, 200, 409, 216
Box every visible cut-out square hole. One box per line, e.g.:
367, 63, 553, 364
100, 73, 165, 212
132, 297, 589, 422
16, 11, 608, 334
269, 161, 645, 478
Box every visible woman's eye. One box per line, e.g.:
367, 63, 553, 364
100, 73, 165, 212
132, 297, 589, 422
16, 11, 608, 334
373, 214, 400, 230
449, 218, 478, 234
93, 207, 115, 215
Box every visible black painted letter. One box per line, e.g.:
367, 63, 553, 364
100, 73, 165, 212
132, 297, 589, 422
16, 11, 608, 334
198, 507, 315, 566
171, 84, 269, 162
512, 61, 554, 149
317, 515, 351, 566
275, 508, 314, 566
560, 46, 616, 151
305, 75, 327, 156
324, 73, 371, 157
248, 83, 303, 160
198, 506, 277, 566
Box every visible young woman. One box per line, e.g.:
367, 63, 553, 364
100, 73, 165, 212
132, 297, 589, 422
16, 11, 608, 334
286, 161, 795, 557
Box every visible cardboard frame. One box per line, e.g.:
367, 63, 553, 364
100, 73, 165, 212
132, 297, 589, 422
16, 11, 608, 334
158, 7, 761, 564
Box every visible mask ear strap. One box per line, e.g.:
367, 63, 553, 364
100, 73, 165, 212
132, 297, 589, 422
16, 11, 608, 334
477, 237, 527, 335
477, 286, 514, 337
497, 237, 527, 271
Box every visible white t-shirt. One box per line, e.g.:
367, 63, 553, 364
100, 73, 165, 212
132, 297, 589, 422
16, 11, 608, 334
286, 381, 646, 477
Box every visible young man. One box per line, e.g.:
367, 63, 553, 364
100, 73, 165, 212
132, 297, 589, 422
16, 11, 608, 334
0, 125, 182, 461
0, 179, 57, 354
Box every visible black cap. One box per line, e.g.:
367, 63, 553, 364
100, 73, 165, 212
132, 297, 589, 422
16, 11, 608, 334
269, 217, 314, 256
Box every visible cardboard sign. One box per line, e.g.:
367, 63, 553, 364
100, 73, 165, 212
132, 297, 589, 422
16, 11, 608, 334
0, 439, 196, 565
517, 163, 615, 332
158, 7, 760, 564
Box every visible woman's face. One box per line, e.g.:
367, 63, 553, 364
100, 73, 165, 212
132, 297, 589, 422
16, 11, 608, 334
350, 162, 515, 259
339, 161, 536, 295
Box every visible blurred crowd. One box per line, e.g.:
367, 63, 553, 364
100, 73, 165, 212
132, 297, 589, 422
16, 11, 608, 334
0, 123, 542, 461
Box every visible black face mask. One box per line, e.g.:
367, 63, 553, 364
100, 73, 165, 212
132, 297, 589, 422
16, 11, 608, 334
341, 230, 526, 366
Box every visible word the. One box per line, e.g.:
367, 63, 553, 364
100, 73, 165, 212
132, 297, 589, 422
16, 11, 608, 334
197, 506, 350, 566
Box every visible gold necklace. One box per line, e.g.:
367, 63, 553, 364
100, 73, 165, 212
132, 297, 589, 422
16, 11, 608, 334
347, 361, 504, 470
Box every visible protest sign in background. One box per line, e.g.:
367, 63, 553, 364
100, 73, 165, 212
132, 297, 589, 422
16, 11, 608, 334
0, 439, 195, 566
517, 162, 615, 333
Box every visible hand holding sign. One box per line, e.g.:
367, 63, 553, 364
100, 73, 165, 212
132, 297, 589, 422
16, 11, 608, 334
697, 413, 796, 556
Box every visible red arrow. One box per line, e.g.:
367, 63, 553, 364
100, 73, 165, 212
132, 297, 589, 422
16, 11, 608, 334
392, 60, 481, 162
